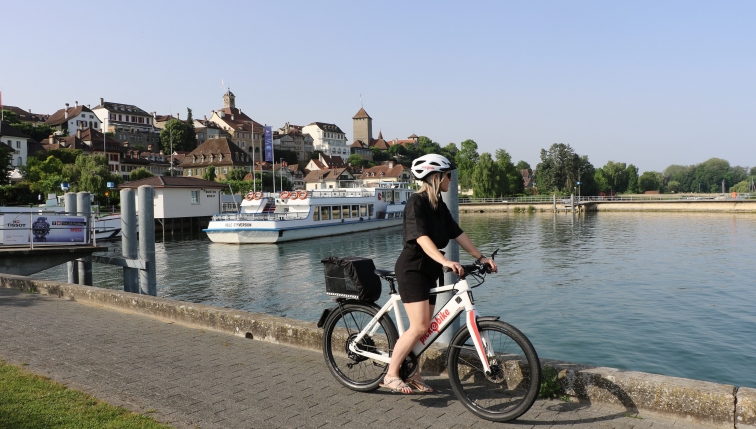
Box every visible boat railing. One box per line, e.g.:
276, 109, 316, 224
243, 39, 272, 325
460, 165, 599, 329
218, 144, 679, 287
310, 190, 374, 198
212, 212, 310, 221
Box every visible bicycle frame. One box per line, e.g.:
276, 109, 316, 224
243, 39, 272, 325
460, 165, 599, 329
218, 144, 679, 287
347, 277, 493, 374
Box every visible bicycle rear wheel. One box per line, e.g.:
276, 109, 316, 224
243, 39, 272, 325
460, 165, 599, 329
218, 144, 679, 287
447, 320, 541, 422
322, 303, 399, 391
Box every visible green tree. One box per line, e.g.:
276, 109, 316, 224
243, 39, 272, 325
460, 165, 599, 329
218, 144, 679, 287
455, 139, 479, 189
1, 109, 20, 124
667, 180, 682, 193
626, 164, 640, 194
203, 165, 216, 181
494, 149, 523, 195
534, 143, 581, 193
0, 144, 14, 185
129, 167, 154, 181
440, 143, 458, 161
638, 171, 663, 192
730, 180, 754, 193
75, 154, 112, 197
515, 160, 531, 171
186, 108, 196, 148
347, 154, 366, 168
371, 147, 390, 162
577, 156, 599, 196
227, 168, 249, 181
160, 118, 195, 153
471, 153, 504, 198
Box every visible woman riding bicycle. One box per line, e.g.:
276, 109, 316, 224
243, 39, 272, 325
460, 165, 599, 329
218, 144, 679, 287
382, 154, 498, 394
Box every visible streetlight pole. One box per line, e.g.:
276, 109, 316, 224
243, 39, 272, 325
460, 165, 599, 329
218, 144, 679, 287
280, 158, 284, 191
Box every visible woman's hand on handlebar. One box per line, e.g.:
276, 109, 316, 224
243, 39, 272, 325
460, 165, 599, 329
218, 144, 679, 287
442, 259, 464, 276
479, 257, 498, 273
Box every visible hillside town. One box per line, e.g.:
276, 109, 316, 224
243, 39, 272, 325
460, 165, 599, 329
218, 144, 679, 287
0, 90, 433, 194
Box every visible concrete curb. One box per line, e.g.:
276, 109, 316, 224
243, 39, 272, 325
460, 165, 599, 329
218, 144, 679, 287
2, 274, 752, 428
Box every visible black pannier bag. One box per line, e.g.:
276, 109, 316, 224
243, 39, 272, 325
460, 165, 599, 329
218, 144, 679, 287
321, 256, 382, 302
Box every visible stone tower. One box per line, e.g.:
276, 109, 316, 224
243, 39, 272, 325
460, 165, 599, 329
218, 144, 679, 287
352, 107, 372, 145
223, 89, 236, 109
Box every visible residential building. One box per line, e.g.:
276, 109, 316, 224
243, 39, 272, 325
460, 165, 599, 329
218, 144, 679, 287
1, 121, 31, 167
207, 90, 263, 155
303, 167, 357, 190
120, 149, 171, 180
118, 176, 227, 220
193, 118, 228, 144
274, 123, 314, 162
1, 106, 49, 126
45, 102, 101, 135
92, 98, 160, 150
302, 121, 348, 158
349, 140, 373, 161
359, 161, 411, 187
304, 153, 346, 171
77, 128, 125, 175
390, 134, 420, 147
180, 137, 253, 180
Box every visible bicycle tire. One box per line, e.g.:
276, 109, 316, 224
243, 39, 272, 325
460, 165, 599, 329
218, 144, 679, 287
447, 320, 541, 422
322, 303, 399, 391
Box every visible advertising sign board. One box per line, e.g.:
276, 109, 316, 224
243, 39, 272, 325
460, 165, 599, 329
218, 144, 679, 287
0, 214, 87, 245
264, 126, 273, 162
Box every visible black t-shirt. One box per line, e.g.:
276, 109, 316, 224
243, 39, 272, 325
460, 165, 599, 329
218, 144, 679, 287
402, 192, 463, 252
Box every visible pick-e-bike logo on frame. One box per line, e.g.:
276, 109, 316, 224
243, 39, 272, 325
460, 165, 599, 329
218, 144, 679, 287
419, 309, 451, 345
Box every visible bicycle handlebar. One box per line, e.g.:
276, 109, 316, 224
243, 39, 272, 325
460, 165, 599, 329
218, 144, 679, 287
442, 248, 499, 279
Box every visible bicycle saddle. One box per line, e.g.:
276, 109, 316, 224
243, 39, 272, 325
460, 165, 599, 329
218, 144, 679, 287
374, 269, 395, 277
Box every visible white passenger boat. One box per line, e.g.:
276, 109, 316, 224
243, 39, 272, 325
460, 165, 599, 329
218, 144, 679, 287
204, 184, 414, 244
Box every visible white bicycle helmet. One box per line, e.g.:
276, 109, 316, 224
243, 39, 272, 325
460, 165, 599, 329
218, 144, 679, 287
411, 154, 456, 181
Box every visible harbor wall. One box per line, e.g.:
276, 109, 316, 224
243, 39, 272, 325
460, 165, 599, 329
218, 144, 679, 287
461, 200, 756, 213
2, 274, 754, 428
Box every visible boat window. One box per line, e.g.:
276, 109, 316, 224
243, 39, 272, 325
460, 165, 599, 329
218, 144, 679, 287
331, 206, 341, 219
351, 205, 359, 218
313, 206, 320, 221
320, 206, 331, 220
342, 206, 350, 218
368, 204, 374, 217
394, 191, 400, 201
360, 204, 367, 217
387, 213, 394, 219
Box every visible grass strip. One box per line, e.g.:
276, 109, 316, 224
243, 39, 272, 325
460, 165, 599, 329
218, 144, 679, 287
0, 360, 172, 429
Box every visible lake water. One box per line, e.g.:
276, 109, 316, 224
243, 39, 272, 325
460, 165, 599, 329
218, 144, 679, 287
31, 211, 756, 388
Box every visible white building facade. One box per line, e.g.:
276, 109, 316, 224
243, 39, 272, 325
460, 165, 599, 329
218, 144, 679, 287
301, 122, 349, 158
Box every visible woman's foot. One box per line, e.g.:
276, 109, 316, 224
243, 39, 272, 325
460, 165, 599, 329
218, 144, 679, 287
406, 374, 434, 393
381, 376, 413, 394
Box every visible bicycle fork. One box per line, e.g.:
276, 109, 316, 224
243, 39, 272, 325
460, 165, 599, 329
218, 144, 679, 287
465, 310, 494, 375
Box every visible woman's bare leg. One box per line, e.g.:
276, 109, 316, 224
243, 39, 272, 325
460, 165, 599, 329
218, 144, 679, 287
385, 300, 431, 392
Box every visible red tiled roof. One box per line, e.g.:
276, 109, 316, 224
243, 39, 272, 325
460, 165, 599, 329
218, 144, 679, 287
352, 108, 371, 119
360, 163, 409, 179
303, 167, 352, 182
45, 105, 95, 126
118, 176, 227, 189
180, 137, 252, 167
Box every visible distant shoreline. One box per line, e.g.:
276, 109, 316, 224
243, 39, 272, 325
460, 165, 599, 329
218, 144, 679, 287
460, 200, 756, 213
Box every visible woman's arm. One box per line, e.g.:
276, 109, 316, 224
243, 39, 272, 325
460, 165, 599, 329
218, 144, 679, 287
416, 236, 464, 275
454, 233, 498, 272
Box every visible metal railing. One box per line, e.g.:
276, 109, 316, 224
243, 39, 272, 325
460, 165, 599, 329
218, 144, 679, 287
459, 193, 756, 204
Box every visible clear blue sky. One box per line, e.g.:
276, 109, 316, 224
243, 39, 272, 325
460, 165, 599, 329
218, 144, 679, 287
2, 1, 754, 173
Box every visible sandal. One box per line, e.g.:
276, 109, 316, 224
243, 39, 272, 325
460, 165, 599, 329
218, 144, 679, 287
407, 375, 434, 393
380, 376, 413, 394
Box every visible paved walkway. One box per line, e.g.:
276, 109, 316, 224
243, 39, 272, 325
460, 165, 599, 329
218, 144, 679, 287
0, 288, 712, 429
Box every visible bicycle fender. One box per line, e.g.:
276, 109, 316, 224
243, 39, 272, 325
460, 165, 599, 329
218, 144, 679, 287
477, 316, 500, 323
317, 300, 383, 328
316, 308, 332, 328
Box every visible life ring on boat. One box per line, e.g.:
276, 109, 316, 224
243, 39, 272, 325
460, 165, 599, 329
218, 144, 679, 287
289, 191, 298, 200
297, 190, 308, 199
280, 191, 291, 199
253, 191, 263, 200
245, 192, 255, 201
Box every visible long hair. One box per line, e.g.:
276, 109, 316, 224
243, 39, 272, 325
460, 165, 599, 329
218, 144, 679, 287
418, 172, 443, 210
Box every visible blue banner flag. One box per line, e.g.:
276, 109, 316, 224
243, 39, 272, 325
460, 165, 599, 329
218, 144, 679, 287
264, 126, 273, 162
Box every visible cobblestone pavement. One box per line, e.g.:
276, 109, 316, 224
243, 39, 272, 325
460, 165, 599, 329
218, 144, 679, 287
0, 288, 714, 429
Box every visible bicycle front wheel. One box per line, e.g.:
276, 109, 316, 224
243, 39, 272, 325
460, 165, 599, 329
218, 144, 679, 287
447, 320, 541, 422
322, 303, 399, 392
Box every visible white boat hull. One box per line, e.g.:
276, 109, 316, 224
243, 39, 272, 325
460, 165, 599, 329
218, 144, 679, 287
205, 217, 402, 244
